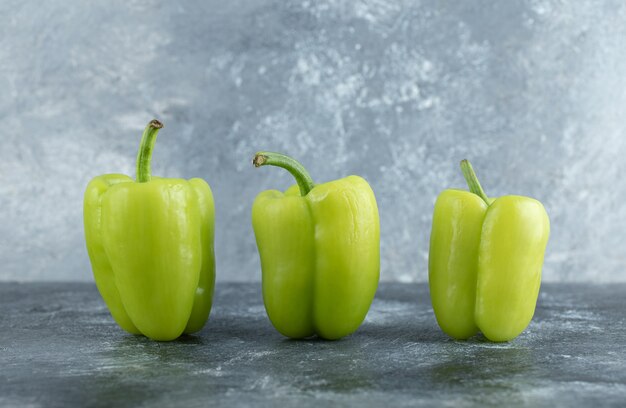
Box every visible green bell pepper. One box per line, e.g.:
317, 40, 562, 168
428, 160, 550, 342
251, 152, 380, 340
83, 120, 215, 341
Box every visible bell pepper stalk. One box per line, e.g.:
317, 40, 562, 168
83, 120, 215, 341
251, 152, 380, 340
428, 160, 550, 342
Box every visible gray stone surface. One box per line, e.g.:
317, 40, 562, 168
1, 283, 624, 407
1, 1, 626, 283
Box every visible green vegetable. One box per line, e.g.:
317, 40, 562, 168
251, 152, 380, 340
428, 160, 550, 341
84, 120, 215, 341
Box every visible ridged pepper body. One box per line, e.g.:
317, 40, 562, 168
83, 121, 215, 341
252, 153, 379, 340
429, 162, 550, 342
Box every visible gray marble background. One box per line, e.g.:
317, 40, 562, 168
1, 0, 625, 282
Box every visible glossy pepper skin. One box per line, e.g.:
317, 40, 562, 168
429, 160, 550, 342
84, 120, 215, 341
251, 152, 380, 340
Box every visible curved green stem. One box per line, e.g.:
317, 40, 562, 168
136, 119, 164, 183
460, 159, 490, 205
253, 151, 315, 196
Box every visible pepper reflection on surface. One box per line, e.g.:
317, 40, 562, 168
426, 342, 535, 403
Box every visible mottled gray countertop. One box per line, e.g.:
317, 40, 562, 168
1, 283, 625, 407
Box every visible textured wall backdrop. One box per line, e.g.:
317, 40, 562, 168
1, 0, 625, 282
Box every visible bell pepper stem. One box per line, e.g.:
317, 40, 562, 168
136, 119, 164, 183
253, 151, 315, 196
460, 159, 490, 205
